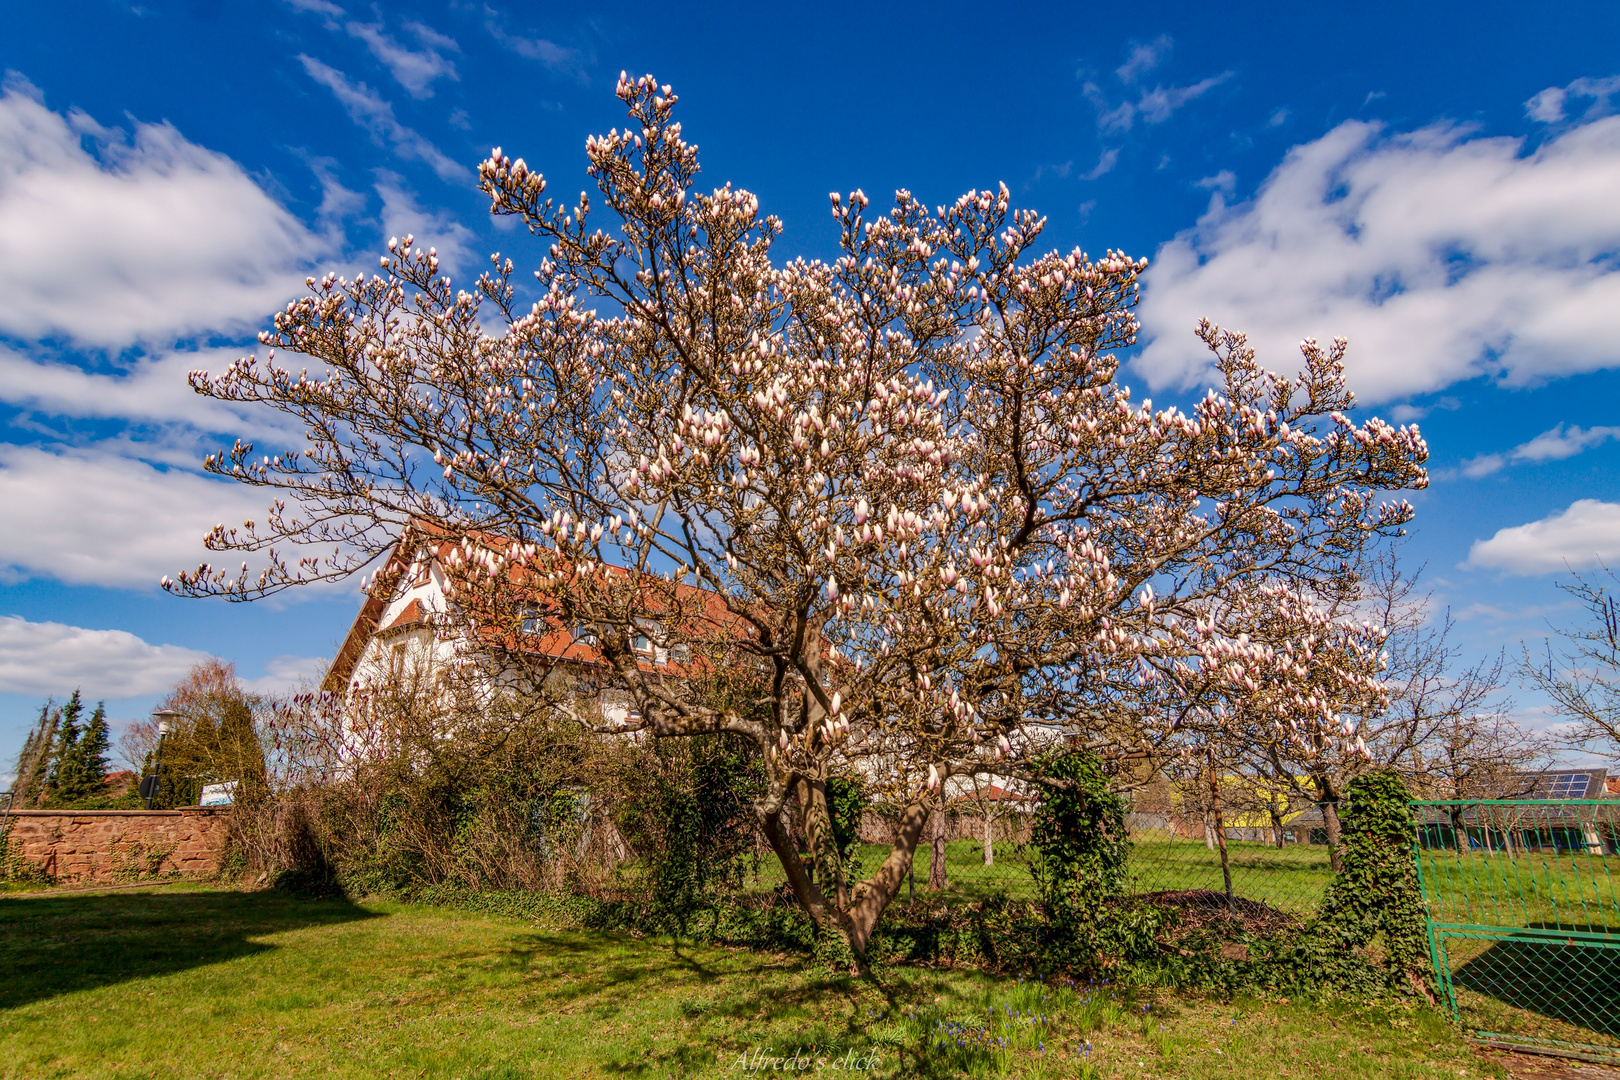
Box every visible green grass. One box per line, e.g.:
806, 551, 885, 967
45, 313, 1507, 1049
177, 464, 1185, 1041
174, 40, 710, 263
744, 835, 1336, 912
1125, 834, 1335, 912
0, 884, 1505, 1079
1416, 848, 1620, 932
770, 833, 1620, 932
745, 840, 1042, 903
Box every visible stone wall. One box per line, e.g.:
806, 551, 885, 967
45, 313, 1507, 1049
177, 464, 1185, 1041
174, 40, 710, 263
2, 808, 230, 884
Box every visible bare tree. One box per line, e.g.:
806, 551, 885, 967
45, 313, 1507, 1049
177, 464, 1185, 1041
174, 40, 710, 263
1521, 567, 1620, 764
959, 772, 1024, 866
167, 75, 1427, 968
1238, 551, 1527, 869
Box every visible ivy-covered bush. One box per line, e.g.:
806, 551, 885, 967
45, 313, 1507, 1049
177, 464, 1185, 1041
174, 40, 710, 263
616, 734, 763, 936
1025, 752, 1165, 973
1312, 769, 1436, 999
1029, 752, 1131, 899
825, 776, 868, 880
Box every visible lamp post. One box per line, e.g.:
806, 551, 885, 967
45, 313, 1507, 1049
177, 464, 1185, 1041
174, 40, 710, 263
140, 710, 180, 809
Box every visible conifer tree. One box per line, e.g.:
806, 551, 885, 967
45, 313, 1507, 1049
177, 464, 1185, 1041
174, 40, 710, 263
74, 703, 112, 799
12, 700, 59, 808
45, 690, 85, 804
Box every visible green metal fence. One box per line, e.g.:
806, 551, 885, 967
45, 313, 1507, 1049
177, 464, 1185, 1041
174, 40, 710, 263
1411, 799, 1620, 1063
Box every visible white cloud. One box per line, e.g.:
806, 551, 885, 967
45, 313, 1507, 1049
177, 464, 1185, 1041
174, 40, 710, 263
374, 172, 479, 277
1115, 35, 1171, 84
1466, 499, 1620, 575
299, 56, 467, 181
1460, 453, 1506, 478
1526, 74, 1620, 124
284, 0, 343, 16
345, 19, 459, 99
1196, 169, 1236, 195
1515, 423, 1620, 461
0, 445, 269, 588
0, 344, 290, 436
1460, 423, 1620, 477
0, 616, 209, 698
241, 654, 330, 695
1079, 148, 1118, 181
1135, 114, 1620, 404
484, 16, 589, 83
0, 80, 324, 349
1085, 65, 1230, 134
1136, 74, 1231, 125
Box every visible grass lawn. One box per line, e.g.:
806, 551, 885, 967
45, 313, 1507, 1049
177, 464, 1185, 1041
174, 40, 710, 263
756, 834, 1620, 933
745, 835, 1337, 912
0, 884, 1506, 1080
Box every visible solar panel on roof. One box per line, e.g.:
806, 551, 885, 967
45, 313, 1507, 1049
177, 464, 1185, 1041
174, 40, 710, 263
1539, 773, 1590, 798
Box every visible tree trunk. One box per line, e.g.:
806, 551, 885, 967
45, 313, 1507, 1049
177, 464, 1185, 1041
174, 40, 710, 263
982, 813, 995, 867
1322, 800, 1343, 873
761, 793, 930, 972
1314, 774, 1343, 873
927, 809, 948, 891
1269, 802, 1286, 849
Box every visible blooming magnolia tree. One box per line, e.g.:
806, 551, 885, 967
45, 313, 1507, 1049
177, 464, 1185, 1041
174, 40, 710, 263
170, 75, 1428, 964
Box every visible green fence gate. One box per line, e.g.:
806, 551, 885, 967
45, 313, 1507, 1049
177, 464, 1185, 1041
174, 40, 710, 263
1411, 799, 1620, 1062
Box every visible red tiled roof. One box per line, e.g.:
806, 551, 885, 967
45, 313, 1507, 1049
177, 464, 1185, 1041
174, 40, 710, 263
380, 598, 428, 633
323, 521, 750, 693
950, 785, 1033, 805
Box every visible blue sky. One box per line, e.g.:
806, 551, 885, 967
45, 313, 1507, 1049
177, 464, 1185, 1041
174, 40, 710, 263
2, 0, 1619, 772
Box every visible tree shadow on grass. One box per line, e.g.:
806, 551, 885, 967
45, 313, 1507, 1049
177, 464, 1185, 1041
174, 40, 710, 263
0, 886, 380, 1011
1453, 927, 1620, 1040
474, 930, 1007, 1079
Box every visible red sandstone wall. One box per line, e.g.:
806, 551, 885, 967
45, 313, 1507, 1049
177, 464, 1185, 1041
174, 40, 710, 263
3, 808, 230, 884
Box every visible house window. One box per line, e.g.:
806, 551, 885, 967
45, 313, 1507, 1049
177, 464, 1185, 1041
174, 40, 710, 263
518, 602, 544, 635
571, 624, 599, 646
634, 619, 667, 663
390, 642, 407, 680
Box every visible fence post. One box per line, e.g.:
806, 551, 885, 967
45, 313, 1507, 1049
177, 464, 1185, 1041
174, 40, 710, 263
1206, 749, 1234, 908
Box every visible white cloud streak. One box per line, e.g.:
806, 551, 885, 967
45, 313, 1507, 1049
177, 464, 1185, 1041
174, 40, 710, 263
1115, 35, 1171, 84
1526, 74, 1620, 125
0, 616, 209, 698
1462, 423, 1620, 477
484, 13, 589, 83
1085, 71, 1231, 134
299, 56, 467, 181
0, 80, 323, 349
0, 345, 293, 439
1466, 499, 1620, 575
373, 171, 478, 277
1136, 113, 1620, 404
0, 445, 269, 588
344, 19, 459, 99
1079, 148, 1118, 181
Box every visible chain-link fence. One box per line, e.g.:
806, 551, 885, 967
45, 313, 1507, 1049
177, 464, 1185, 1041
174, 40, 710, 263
1413, 799, 1620, 1063
735, 799, 1340, 918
